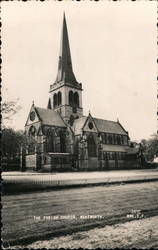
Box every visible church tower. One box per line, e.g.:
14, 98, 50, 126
48, 13, 83, 123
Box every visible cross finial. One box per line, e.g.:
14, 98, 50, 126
32, 100, 34, 106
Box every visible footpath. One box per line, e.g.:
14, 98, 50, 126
2, 169, 158, 193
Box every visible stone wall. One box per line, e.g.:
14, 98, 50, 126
108, 160, 116, 169
78, 158, 142, 171
125, 160, 141, 169
88, 157, 99, 170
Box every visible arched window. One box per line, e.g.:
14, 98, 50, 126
28, 126, 36, 153
58, 91, 62, 106
69, 91, 73, 106
114, 134, 117, 145
101, 133, 105, 144
29, 126, 36, 137
123, 135, 128, 145
111, 134, 114, 145
117, 135, 121, 145
59, 130, 66, 153
107, 152, 110, 160
112, 152, 115, 160
120, 135, 123, 145
108, 134, 112, 144
104, 133, 107, 144
74, 92, 79, 107
46, 129, 54, 152
87, 135, 96, 157
53, 93, 57, 108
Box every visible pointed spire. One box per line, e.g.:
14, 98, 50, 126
55, 13, 77, 85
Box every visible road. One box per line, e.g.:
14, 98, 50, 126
2, 181, 158, 247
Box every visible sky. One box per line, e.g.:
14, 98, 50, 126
1, 0, 157, 141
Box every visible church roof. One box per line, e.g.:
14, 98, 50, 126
72, 116, 128, 135
35, 107, 66, 127
93, 118, 127, 135
72, 116, 87, 135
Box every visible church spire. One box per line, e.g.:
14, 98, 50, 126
55, 13, 77, 85
49, 13, 83, 119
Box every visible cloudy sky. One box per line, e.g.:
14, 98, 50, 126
2, 0, 157, 141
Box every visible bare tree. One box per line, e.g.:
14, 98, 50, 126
1, 89, 21, 128
141, 134, 158, 161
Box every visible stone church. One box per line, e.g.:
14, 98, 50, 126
24, 14, 143, 171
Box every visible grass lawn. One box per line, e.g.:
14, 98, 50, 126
2, 182, 158, 247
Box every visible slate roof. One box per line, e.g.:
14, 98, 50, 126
72, 116, 128, 135
72, 116, 87, 135
35, 107, 66, 127
93, 118, 127, 135
33, 107, 128, 135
